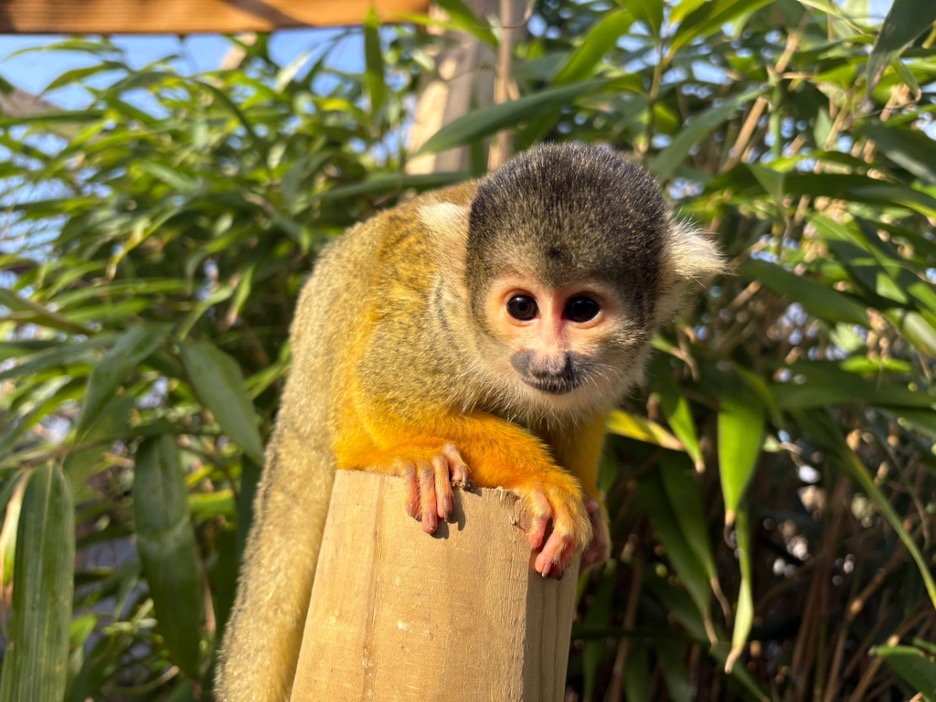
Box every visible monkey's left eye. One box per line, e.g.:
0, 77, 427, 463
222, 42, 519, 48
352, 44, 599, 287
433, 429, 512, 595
565, 296, 601, 323
507, 295, 538, 321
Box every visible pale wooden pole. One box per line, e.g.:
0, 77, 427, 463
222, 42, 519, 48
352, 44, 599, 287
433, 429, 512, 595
289, 471, 579, 701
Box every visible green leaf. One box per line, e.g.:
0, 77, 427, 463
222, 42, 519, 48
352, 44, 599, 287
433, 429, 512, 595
0, 334, 118, 382
660, 456, 718, 586
624, 0, 665, 43
606, 410, 683, 449
641, 469, 712, 622
741, 259, 869, 327
624, 644, 651, 702
718, 386, 765, 524
725, 507, 754, 673
177, 340, 265, 464
797, 0, 866, 34
580, 562, 617, 699
874, 645, 936, 700
0, 462, 75, 702
417, 80, 613, 154
867, 0, 936, 91
0, 287, 91, 335
137, 162, 200, 192
771, 361, 934, 411
363, 8, 387, 124
432, 0, 497, 45
861, 124, 936, 184
134, 436, 203, 677
658, 637, 692, 702
76, 324, 171, 435
648, 88, 763, 181
800, 411, 936, 610
652, 360, 704, 471
552, 11, 635, 85
318, 171, 467, 201
670, 0, 773, 56
885, 308, 936, 356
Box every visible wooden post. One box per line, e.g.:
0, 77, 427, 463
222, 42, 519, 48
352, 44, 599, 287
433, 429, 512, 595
289, 471, 579, 701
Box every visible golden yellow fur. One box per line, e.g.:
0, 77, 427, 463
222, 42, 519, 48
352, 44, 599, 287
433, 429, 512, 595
217, 144, 723, 701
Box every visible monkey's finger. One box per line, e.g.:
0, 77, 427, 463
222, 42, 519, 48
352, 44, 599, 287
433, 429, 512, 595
526, 490, 551, 550
431, 454, 453, 521
401, 464, 420, 520
581, 498, 611, 569
441, 443, 471, 487
535, 530, 574, 579
418, 463, 438, 534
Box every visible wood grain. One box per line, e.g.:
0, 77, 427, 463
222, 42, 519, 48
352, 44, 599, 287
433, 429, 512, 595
290, 470, 579, 701
0, 0, 429, 34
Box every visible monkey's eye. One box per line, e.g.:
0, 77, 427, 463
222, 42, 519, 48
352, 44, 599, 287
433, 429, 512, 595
506, 295, 538, 321
565, 296, 601, 323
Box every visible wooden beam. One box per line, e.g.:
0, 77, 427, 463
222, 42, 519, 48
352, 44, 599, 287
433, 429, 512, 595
0, 0, 430, 34
290, 471, 579, 701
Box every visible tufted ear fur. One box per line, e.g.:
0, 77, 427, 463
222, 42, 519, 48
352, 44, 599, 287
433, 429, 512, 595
419, 201, 470, 242
655, 219, 726, 325
418, 200, 472, 283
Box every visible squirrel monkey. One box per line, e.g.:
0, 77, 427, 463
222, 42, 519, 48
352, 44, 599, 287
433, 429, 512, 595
217, 143, 723, 701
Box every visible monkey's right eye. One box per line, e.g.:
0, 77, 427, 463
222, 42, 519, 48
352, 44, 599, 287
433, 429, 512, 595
506, 295, 538, 321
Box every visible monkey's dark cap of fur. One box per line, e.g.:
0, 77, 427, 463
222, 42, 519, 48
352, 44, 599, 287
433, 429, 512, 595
467, 142, 667, 301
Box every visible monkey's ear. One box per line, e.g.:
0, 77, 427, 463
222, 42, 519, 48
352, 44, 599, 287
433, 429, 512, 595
418, 201, 470, 242
655, 220, 726, 325
418, 201, 471, 284
666, 220, 726, 283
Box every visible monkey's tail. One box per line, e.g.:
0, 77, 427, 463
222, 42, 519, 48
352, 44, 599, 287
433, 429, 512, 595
216, 423, 335, 702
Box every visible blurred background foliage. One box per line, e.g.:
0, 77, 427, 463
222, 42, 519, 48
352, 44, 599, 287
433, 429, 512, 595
1, 0, 935, 699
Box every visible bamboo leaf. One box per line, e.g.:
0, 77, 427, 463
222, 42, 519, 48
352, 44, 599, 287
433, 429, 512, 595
417, 80, 612, 154
741, 259, 869, 327
0, 462, 75, 701
725, 507, 754, 673
76, 324, 171, 435
0, 287, 91, 335
801, 411, 936, 610
177, 340, 265, 464
606, 410, 684, 450
552, 11, 635, 85
718, 387, 765, 525
648, 88, 763, 181
652, 360, 705, 471
874, 645, 936, 700
861, 124, 936, 184
867, 0, 936, 91
660, 456, 718, 585
670, 0, 773, 56
432, 0, 497, 45
642, 470, 712, 622
363, 8, 387, 124
134, 436, 203, 677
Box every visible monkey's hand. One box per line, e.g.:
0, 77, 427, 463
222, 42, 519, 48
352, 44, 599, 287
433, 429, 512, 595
334, 412, 592, 578
511, 471, 592, 579
396, 443, 471, 534
581, 498, 611, 570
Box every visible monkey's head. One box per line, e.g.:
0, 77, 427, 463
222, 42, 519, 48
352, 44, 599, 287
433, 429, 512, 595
456, 143, 724, 416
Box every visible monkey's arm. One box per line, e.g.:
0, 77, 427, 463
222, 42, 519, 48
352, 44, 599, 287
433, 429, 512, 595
333, 404, 592, 577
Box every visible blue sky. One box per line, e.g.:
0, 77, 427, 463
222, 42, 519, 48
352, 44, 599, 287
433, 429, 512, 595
0, 29, 365, 108
0, 0, 893, 108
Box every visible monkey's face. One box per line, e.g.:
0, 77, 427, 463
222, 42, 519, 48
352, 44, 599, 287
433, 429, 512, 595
479, 272, 651, 414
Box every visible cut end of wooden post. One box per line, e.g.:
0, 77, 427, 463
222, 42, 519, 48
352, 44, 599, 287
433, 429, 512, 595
290, 471, 579, 701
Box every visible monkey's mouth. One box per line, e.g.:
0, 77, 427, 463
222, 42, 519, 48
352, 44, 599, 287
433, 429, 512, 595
522, 376, 582, 395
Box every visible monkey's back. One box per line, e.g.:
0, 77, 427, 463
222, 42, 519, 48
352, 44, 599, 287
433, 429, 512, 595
289, 180, 479, 427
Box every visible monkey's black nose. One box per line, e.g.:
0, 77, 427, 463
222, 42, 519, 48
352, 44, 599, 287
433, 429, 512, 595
511, 351, 583, 394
